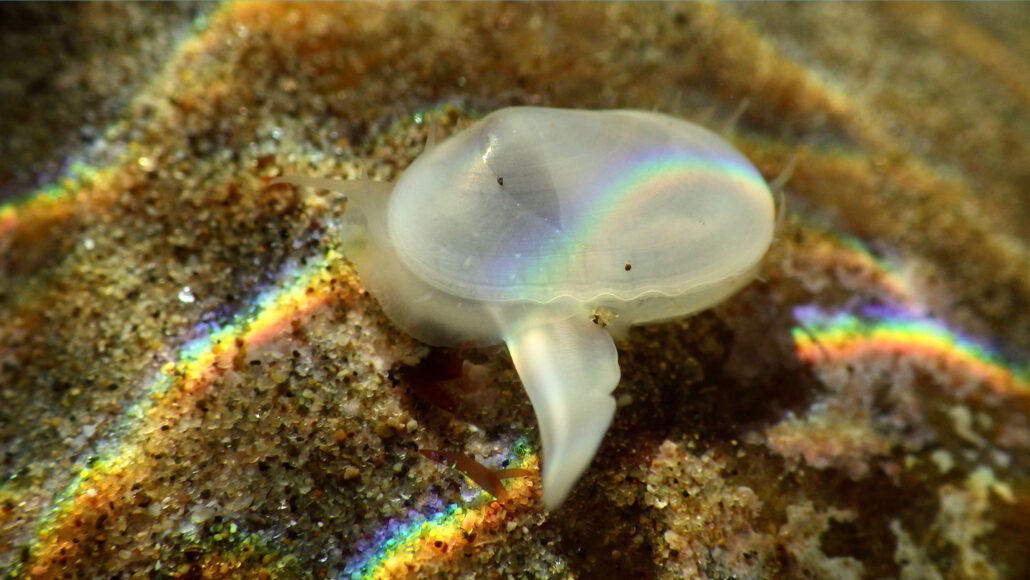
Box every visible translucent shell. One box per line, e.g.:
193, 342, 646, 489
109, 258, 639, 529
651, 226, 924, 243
276, 107, 775, 510
389, 107, 774, 306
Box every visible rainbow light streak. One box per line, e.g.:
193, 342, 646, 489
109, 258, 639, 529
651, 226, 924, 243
0, 4, 221, 240
342, 437, 537, 580
580, 145, 767, 238
824, 237, 915, 305
779, 191, 920, 304
792, 304, 1030, 397
25, 252, 341, 572
0, 163, 106, 237
523, 147, 769, 288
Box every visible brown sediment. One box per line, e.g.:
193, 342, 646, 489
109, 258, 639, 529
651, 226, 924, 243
1, 3, 1028, 579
